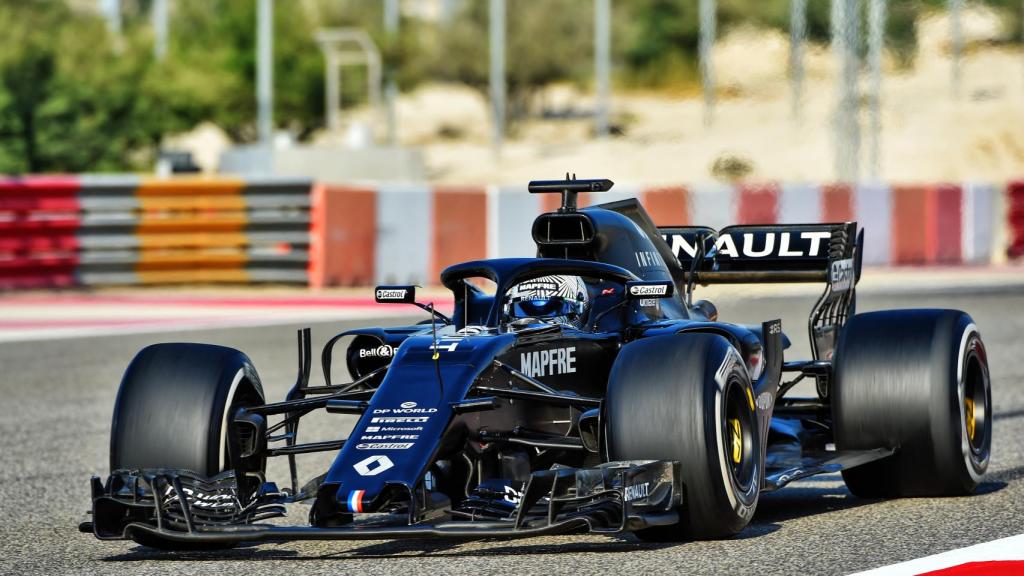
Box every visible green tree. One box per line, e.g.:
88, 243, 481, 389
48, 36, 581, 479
0, 1, 166, 172
431, 0, 594, 121
614, 0, 927, 86
167, 0, 325, 141
615, 0, 701, 86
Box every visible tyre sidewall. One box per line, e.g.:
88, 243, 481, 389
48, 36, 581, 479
945, 317, 990, 490
833, 310, 990, 496
110, 343, 264, 477
607, 333, 759, 539
704, 343, 759, 528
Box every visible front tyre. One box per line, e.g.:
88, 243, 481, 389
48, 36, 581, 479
110, 343, 266, 549
833, 310, 991, 497
606, 333, 760, 541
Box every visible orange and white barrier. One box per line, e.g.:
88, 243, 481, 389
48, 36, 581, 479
684, 181, 997, 267
0, 176, 1012, 289
310, 180, 1003, 288
1008, 180, 1024, 260
0, 175, 312, 289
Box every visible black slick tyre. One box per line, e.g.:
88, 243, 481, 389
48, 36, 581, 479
833, 309, 991, 497
606, 333, 760, 541
110, 343, 265, 549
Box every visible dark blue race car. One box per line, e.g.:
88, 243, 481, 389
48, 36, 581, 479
82, 178, 992, 548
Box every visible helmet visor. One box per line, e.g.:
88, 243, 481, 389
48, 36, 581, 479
509, 296, 582, 319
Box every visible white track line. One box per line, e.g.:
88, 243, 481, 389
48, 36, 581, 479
850, 534, 1024, 575
0, 309, 417, 343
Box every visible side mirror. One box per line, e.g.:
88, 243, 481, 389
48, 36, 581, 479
624, 280, 673, 299
373, 285, 453, 326
374, 285, 416, 304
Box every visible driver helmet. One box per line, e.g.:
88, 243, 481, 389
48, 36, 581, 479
503, 275, 589, 329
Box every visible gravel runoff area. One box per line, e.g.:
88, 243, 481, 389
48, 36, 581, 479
1, 285, 1022, 576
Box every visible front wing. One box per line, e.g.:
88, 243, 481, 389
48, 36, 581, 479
81, 460, 681, 545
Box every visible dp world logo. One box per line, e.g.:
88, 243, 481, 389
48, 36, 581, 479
400, 401, 417, 409
353, 454, 394, 477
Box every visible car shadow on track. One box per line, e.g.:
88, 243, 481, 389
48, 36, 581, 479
754, 475, 1008, 525
100, 524, 791, 562
754, 480, 867, 525
101, 535, 689, 562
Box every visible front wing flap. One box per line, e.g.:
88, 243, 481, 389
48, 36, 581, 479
82, 460, 682, 545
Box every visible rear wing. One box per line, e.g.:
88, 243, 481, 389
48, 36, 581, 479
659, 222, 864, 361
659, 223, 862, 285
594, 199, 864, 360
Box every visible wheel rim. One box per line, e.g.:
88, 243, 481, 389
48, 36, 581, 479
962, 343, 989, 457
723, 376, 757, 493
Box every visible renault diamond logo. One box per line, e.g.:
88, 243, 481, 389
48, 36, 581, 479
353, 454, 394, 476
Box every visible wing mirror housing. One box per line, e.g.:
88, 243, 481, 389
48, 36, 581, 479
374, 285, 452, 325
624, 280, 674, 300
374, 285, 417, 304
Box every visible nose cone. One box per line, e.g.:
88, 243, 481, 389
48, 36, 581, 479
318, 332, 517, 518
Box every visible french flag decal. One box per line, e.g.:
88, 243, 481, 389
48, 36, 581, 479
347, 490, 365, 513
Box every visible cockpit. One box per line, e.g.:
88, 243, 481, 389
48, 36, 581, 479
441, 258, 673, 334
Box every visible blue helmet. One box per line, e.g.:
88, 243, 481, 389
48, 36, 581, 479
503, 275, 589, 329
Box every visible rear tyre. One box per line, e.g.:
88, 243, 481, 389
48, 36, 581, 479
833, 310, 991, 498
606, 333, 760, 541
110, 343, 265, 550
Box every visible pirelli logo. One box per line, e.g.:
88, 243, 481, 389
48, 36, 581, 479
370, 416, 430, 423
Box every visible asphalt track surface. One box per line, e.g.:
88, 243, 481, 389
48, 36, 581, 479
2, 286, 1023, 575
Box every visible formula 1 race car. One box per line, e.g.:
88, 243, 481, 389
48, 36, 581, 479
81, 177, 992, 548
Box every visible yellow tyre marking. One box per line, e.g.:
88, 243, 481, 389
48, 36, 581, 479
965, 397, 976, 441
729, 418, 742, 464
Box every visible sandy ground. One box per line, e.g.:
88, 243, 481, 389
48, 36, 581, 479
168, 8, 1024, 186
413, 12, 1024, 185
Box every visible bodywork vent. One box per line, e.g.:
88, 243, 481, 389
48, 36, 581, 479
532, 213, 595, 258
